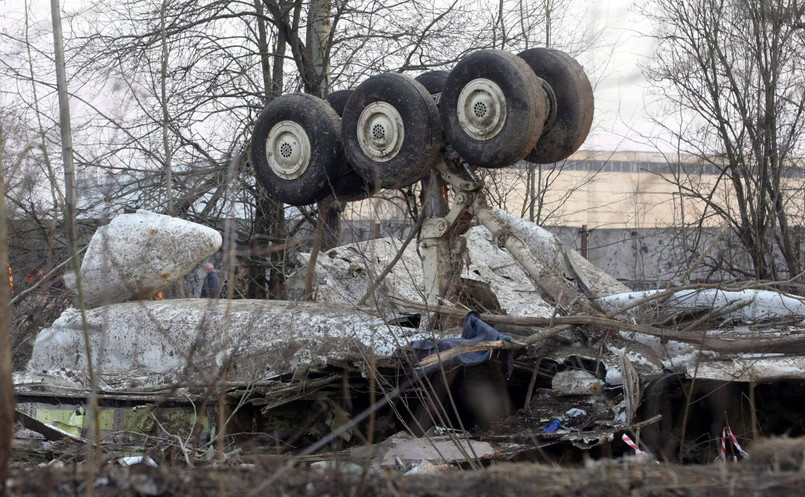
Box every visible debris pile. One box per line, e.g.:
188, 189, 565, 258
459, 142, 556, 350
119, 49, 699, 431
13, 209, 805, 472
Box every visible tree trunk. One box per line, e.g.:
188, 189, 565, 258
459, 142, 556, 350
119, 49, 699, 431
644, 0, 805, 284
0, 109, 14, 497
254, 0, 272, 101
246, 0, 288, 299
303, 0, 341, 250
304, 0, 331, 97
320, 197, 341, 251
160, 0, 173, 216
248, 188, 286, 299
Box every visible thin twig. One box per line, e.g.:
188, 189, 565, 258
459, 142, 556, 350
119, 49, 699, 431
152, 414, 194, 467
10, 245, 88, 305
414, 340, 518, 370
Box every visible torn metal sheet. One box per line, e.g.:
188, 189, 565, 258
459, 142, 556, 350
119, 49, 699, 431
491, 208, 631, 298
118, 456, 158, 467
65, 210, 222, 308
27, 300, 429, 387
614, 324, 805, 382
14, 398, 213, 441
374, 433, 496, 467
551, 370, 603, 396
404, 459, 443, 475
597, 288, 805, 323
293, 227, 556, 318
518, 387, 625, 448
689, 355, 805, 382
15, 409, 86, 442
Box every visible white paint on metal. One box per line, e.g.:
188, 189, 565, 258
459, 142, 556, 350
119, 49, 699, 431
378, 434, 495, 467
294, 228, 555, 318
551, 369, 604, 395
356, 101, 404, 162
690, 355, 805, 382
597, 288, 805, 322
492, 208, 631, 298
27, 300, 430, 386
456, 78, 507, 141
266, 120, 312, 180
68, 210, 221, 309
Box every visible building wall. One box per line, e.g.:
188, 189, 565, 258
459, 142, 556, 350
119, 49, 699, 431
339, 150, 805, 287
342, 150, 805, 232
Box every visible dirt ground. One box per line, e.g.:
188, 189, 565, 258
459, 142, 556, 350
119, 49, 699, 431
7, 444, 805, 497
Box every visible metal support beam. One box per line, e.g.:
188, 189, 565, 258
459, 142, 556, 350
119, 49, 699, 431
471, 194, 598, 316
420, 160, 481, 307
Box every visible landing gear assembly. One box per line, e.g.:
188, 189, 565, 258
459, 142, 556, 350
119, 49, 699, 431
250, 47, 594, 308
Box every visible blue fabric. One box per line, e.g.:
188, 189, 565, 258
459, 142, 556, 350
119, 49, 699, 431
543, 419, 562, 433
411, 311, 513, 374
201, 271, 219, 298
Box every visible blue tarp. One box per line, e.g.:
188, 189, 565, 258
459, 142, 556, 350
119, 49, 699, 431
411, 311, 513, 375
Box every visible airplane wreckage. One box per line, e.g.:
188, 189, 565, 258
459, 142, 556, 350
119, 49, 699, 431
13, 48, 805, 470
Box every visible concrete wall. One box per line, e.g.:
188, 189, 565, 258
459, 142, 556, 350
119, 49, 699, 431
339, 220, 804, 290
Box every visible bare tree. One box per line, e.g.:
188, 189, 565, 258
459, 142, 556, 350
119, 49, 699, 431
643, 0, 805, 282
0, 109, 14, 497
0, 0, 606, 313
60, 0, 499, 285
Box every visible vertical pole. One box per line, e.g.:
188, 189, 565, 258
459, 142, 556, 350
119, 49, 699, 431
51, 0, 75, 218
51, 0, 101, 468
580, 224, 588, 259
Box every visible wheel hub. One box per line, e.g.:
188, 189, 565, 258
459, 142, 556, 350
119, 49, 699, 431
356, 101, 404, 162
265, 121, 311, 180
456, 78, 507, 141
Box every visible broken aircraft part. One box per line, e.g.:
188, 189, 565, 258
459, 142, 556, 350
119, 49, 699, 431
27, 300, 430, 385
64, 210, 221, 309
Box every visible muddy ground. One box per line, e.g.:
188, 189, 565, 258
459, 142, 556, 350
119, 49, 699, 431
7, 438, 805, 497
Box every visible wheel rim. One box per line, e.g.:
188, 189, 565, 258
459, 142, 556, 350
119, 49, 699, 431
356, 101, 404, 162
456, 78, 507, 141
265, 121, 311, 180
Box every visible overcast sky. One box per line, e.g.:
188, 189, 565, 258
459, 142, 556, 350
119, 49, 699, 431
2, 0, 663, 154
579, 0, 663, 153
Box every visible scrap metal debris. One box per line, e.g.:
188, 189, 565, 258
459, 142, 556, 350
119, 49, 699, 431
14, 209, 805, 468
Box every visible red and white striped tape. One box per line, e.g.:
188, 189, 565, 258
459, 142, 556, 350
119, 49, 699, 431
622, 433, 647, 456
719, 426, 749, 462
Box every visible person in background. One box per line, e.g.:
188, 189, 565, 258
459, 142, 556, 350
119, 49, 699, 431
200, 262, 219, 298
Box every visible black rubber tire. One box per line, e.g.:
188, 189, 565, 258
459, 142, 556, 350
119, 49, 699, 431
325, 89, 353, 117
518, 48, 594, 164
342, 73, 443, 189
415, 70, 450, 95
250, 94, 342, 206
323, 89, 379, 201
441, 49, 546, 169
328, 165, 380, 202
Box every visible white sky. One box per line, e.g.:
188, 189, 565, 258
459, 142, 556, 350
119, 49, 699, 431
579, 0, 663, 153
